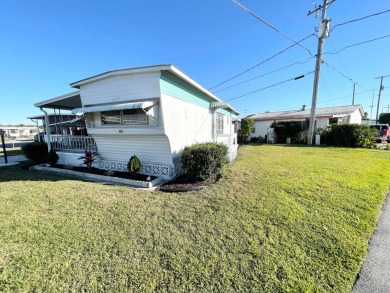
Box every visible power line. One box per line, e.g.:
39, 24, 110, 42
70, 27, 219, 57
213, 56, 315, 93
324, 61, 354, 83
328, 36, 353, 81
231, 0, 313, 56
316, 89, 373, 105
326, 37, 371, 91
324, 34, 390, 55
330, 9, 390, 33
209, 33, 315, 90
226, 71, 314, 102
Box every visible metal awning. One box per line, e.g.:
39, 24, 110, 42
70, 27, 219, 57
210, 101, 230, 109
48, 117, 85, 127
72, 101, 157, 114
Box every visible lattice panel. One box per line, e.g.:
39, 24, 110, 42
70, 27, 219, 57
99, 160, 173, 178
99, 160, 128, 172
173, 156, 183, 176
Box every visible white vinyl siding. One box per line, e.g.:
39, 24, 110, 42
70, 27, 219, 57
79, 72, 161, 106
93, 134, 172, 165
160, 94, 212, 154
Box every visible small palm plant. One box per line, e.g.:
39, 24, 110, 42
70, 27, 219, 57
78, 149, 98, 170
127, 154, 141, 176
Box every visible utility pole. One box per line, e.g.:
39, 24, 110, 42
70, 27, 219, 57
307, 0, 333, 145
369, 90, 374, 122
375, 74, 390, 123
352, 82, 357, 105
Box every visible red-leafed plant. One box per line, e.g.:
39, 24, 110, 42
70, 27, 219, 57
78, 149, 98, 170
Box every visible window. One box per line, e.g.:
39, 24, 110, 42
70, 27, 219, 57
101, 111, 121, 125
101, 109, 148, 125
216, 113, 224, 134
123, 109, 147, 125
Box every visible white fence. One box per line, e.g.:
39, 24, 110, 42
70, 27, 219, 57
50, 135, 97, 151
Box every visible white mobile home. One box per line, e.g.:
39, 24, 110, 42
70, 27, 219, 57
249, 105, 364, 139
0, 126, 38, 138
33, 65, 239, 179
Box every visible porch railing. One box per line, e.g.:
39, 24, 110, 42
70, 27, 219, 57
49, 135, 97, 151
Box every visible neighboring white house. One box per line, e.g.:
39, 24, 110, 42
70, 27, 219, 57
0, 125, 38, 138
249, 104, 364, 139
32, 65, 240, 179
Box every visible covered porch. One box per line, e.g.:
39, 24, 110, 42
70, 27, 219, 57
30, 91, 96, 152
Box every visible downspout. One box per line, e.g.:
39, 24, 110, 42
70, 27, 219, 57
229, 113, 232, 161
30, 118, 40, 142
212, 109, 216, 142
40, 107, 51, 151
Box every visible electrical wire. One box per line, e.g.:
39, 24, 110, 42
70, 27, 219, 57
328, 36, 354, 80
324, 61, 354, 83
323, 34, 390, 55
213, 56, 315, 93
231, 0, 313, 56
209, 33, 315, 90
226, 71, 314, 102
330, 9, 390, 33
316, 89, 373, 105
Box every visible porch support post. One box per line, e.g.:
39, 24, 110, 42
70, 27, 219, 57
40, 107, 51, 151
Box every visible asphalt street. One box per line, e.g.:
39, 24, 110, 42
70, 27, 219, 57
352, 193, 390, 292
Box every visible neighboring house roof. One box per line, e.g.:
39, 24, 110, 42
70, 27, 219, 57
249, 105, 364, 121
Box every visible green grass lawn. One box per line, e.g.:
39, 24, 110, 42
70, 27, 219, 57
1, 145, 390, 292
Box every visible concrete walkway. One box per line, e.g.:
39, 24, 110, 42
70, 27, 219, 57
352, 192, 390, 292
0, 155, 28, 167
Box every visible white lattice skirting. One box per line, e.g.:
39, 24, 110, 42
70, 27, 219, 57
99, 160, 174, 180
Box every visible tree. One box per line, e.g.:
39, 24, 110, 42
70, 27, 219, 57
378, 113, 390, 124
240, 118, 254, 143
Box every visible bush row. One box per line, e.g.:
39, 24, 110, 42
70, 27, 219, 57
323, 124, 377, 148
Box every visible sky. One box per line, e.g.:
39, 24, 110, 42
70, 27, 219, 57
1, 0, 389, 125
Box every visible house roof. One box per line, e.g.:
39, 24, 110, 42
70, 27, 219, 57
33, 91, 81, 110
69, 64, 239, 115
249, 105, 364, 121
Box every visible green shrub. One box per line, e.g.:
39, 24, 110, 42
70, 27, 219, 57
181, 142, 228, 180
271, 121, 307, 144
21, 142, 48, 163
324, 124, 377, 148
128, 155, 141, 175
250, 136, 265, 143
47, 149, 59, 166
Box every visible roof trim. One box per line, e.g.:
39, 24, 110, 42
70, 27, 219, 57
33, 91, 81, 109
70, 65, 172, 88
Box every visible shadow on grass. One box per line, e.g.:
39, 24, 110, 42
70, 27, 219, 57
0, 160, 80, 184
244, 143, 328, 148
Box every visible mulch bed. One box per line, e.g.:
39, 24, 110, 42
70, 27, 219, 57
158, 174, 221, 192
45, 164, 156, 182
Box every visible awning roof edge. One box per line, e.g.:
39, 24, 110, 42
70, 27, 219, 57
72, 101, 157, 114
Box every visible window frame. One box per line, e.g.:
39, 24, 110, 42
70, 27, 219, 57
216, 112, 224, 134
101, 109, 149, 126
